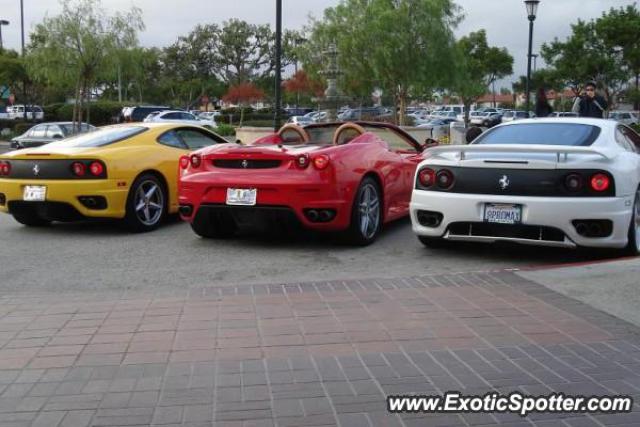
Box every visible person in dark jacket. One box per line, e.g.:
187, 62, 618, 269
572, 82, 608, 118
535, 87, 553, 117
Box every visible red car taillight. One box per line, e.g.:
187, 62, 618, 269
418, 168, 436, 187
179, 156, 190, 170
0, 161, 11, 176
436, 169, 455, 189
190, 154, 202, 168
590, 173, 610, 192
71, 162, 86, 177
89, 161, 104, 176
312, 155, 330, 170
296, 154, 310, 169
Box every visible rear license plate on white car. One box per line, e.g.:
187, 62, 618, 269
23, 185, 47, 202
484, 203, 522, 224
226, 188, 257, 206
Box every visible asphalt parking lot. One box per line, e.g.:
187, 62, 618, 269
0, 212, 618, 295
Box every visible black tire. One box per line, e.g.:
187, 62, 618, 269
190, 210, 237, 239
624, 189, 640, 256
123, 173, 167, 233
12, 210, 51, 227
346, 177, 382, 246
417, 235, 446, 248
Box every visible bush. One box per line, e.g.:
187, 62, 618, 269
13, 122, 33, 135
217, 113, 274, 125
631, 123, 640, 134
215, 123, 236, 136
43, 101, 128, 126
0, 119, 33, 134
240, 120, 274, 128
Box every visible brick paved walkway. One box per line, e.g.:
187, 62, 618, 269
0, 271, 639, 426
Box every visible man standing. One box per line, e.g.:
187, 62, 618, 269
572, 81, 608, 118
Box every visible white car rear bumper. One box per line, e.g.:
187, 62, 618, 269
410, 190, 633, 249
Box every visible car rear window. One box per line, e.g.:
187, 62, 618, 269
47, 126, 148, 148
474, 123, 601, 146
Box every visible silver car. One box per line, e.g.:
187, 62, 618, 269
10, 122, 95, 149
609, 111, 638, 127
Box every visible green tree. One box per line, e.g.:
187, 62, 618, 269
595, 5, 640, 109
27, 0, 143, 128
301, 0, 461, 125
541, 19, 627, 107
453, 30, 513, 124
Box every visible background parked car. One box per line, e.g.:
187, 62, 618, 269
122, 106, 174, 122
548, 112, 579, 118
10, 122, 95, 149
471, 112, 503, 128
609, 110, 638, 126
501, 110, 535, 123
143, 110, 201, 124
6, 105, 44, 121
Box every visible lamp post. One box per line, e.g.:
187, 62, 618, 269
0, 20, 9, 51
273, 0, 282, 131
524, 0, 539, 114
20, 0, 25, 54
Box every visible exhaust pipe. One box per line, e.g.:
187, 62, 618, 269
179, 205, 193, 217
306, 210, 319, 222
319, 210, 334, 222
575, 222, 589, 237
589, 223, 602, 237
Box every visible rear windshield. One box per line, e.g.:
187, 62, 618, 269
474, 123, 601, 146
47, 126, 147, 148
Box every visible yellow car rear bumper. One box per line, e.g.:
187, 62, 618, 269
0, 178, 130, 219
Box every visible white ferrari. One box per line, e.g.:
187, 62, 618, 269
410, 118, 640, 254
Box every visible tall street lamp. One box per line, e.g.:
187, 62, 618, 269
20, 0, 25, 54
273, 0, 282, 131
524, 0, 540, 114
0, 20, 9, 51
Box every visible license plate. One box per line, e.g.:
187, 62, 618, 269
226, 188, 257, 206
23, 185, 47, 202
484, 203, 522, 224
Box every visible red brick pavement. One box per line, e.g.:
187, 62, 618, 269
0, 271, 638, 426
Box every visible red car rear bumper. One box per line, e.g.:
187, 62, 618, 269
179, 170, 355, 231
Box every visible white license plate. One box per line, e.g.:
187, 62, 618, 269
484, 203, 522, 224
23, 185, 47, 202
226, 188, 257, 206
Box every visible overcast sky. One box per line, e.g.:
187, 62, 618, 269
0, 0, 637, 88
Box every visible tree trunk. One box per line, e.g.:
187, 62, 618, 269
492, 80, 496, 108
397, 89, 407, 127
72, 80, 81, 132
240, 106, 245, 127
85, 80, 91, 126
464, 100, 471, 127
635, 73, 639, 111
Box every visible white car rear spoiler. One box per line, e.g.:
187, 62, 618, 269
426, 144, 612, 161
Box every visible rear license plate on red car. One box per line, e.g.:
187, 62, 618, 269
226, 188, 257, 206
484, 203, 522, 224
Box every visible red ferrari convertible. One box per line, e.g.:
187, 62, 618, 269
178, 122, 431, 245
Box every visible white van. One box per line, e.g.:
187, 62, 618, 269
7, 105, 44, 121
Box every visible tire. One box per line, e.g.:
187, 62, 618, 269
123, 173, 167, 232
12, 210, 51, 227
624, 188, 640, 256
190, 210, 237, 239
417, 235, 446, 248
346, 177, 382, 246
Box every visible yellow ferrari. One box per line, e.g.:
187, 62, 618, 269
0, 123, 229, 231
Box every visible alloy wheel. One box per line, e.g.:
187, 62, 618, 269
358, 183, 380, 239
134, 180, 164, 226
